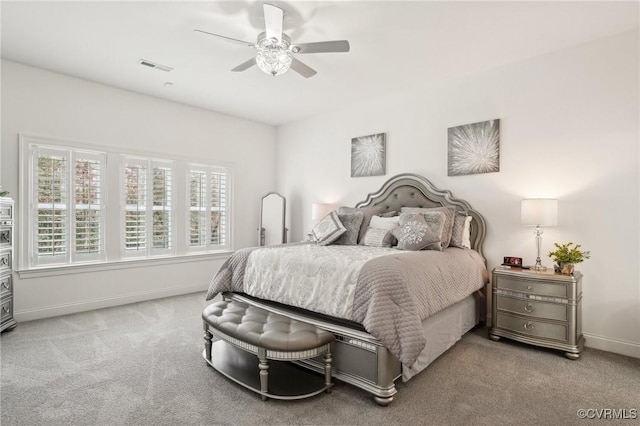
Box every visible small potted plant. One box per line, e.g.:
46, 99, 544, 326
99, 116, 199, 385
548, 242, 590, 274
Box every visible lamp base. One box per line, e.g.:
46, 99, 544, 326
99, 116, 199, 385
533, 264, 548, 271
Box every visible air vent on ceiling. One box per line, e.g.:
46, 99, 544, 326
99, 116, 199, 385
138, 59, 173, 72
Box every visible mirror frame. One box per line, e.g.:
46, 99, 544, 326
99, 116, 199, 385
258, 192, 287, 246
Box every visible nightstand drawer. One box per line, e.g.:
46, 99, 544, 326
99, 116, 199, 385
0, 297, 13, 323
496, 313, 568, 342
496, 296, 568, 322
495, 275, 567, 298
0, 275, 11, 297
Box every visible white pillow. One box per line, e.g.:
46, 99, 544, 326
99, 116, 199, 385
312, 211, 346, 245
369, 215, 400, 230
461, 216, 472, 249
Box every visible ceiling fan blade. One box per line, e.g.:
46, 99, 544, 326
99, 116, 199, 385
290, 58, 317, 78
194, 29, 255, 47
231, 57, 257, 72
294, 40, 350, 54
263, 4, 283, 41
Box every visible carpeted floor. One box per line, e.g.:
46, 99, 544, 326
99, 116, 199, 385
1, 292, 638, 425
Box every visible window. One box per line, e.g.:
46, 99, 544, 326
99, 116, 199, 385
122, 157, 174, 257
30, 145, 105, 266
21, 135, 232, 270
188, 165, 229, 251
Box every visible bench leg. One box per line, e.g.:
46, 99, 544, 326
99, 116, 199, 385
324, 346, 333, 394
258, 348, 269, 401
203, 322, 213, 363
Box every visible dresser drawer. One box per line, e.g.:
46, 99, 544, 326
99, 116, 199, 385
0, 296, 13, 323
0, 226, 12, 248
496, 295, 568, 322
495, 313, 568, 342
0, 250, 11, 274
0, 203, 12, 222
0, 275, 11, 297
495, 275, 567, 298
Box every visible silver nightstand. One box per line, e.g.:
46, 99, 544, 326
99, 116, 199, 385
489, 267, 584, 359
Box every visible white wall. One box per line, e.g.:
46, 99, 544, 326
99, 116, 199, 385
1, 60, 277, 320
276, 31, 640, 358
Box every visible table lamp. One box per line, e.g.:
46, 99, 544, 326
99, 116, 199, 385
521, 199, 558, 270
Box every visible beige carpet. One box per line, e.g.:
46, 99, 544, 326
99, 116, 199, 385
1, 292, 638, 425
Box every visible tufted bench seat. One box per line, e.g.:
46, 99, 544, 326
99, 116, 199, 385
202, 300, 335, 401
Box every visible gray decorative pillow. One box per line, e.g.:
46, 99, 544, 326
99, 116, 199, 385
450, 212, 473, 249
338, 206, 382, 243
377, 210, 398, 218
398, 211, 445, 251
401, 206, 455, 248
312, 211, 346, 245
334, 211, 365, 245
360, 227, 397, 248
391, 213, 440, 251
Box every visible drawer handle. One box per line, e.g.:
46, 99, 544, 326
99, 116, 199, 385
2, 306, 9, 314
523, 322, 534, 331
1, 258, 7, 266
1, 281, 9, 289
0, 232, 8, 242
524, 303, 534, 313
526, 285, 533, 291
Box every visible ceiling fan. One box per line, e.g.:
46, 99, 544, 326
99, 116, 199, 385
195, 3, 350, 78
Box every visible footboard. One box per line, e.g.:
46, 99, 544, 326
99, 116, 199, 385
225, 292, 401, 405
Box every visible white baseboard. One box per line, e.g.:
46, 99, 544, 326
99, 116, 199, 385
584, 332, 640, 359
14, 284, 208, 323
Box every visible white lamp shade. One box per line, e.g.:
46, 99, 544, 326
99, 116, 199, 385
521, 199, 558, 226
311, 203, 335, 220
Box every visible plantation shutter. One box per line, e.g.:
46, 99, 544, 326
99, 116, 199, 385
123, 158, 148, 255
73, 151, 105, 261
210, 169, 227, 247
33, 147, 70, 265
30, 145, 105, 267
151, 161, 173, 254
187, 165, 230, 251
123, 157, 174, 257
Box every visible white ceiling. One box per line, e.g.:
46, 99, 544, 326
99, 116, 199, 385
2, 1, 638, 126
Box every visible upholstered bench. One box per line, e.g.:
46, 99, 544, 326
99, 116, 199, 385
202, 300, 335, 401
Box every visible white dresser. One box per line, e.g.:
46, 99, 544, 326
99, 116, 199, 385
0, 197, 16, 332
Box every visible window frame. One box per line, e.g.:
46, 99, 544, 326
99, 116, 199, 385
18, 134, 233, 272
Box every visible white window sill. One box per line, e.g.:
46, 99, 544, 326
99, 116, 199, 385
17, 251, 233, 279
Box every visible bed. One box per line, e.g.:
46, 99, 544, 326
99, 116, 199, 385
206, 173, 489, 405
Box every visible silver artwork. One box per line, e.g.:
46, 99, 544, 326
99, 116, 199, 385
447, 119, 500, 176
351, 133, 386, 177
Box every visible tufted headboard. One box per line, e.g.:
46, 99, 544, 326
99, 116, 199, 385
354, 173, 487, 260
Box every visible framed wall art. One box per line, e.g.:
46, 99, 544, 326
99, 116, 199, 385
447, 119, 500, 176
351, 133, 386, 177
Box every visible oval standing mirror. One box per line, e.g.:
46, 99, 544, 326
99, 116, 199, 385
259, 192, 287, 246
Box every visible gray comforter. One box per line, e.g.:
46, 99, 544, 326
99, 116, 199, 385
206, 244, 488, 368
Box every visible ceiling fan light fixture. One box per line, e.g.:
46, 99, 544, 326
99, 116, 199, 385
255, 36, 292, 76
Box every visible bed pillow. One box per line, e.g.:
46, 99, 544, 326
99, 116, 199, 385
401, 206, 456, 248
338, 206, 382, 243
398, 210, 445, 251
391, 213, 440, 251
360, 227, 397, 247
450, 212, 473, 249
312, 211, 346, 245
333, 211, 365, 245
369, 215, 400, 230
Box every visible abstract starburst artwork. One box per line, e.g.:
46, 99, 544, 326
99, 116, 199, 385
447, 119, 500, 176
351, 133, 386, 177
